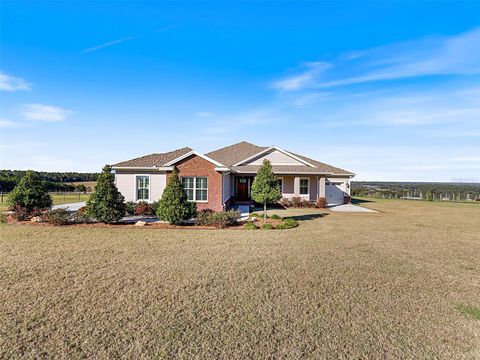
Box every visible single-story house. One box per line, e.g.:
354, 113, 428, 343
112, 141, 354, 211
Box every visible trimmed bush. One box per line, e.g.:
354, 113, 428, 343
291, 197, 303, 208
279, 198, 292, 208
157, 167, 196, 224
7, 171, 52, 215
86, 165, 126, 224
125, 201, 136, 216
262, 223, 274, 230
134, 201, 154, 215
196, 209, 240, 228
270, 214, 281, 220
243, 222, 258, 230
316, 197, 327, 208
45, 208, 71, 226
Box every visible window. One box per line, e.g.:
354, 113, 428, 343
136, 176, 149, 200
300, 178, 309, 195
277, 178, 283, 192
181, 176, 208, 202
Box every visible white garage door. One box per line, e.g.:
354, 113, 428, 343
326, 182, 344, 205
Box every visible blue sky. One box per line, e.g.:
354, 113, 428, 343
1, 1, 479, 181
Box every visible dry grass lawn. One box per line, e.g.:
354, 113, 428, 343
1, 199, 479, 359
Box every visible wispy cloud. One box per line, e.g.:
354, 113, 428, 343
81, 24, 179, 53
195, 112, 214, 118
0, 72, 31, 91
272, 62, 330, 91
21, 104, 71, 122
273, 28, 480, 90
0, 118, 21, 128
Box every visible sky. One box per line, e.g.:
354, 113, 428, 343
1, 1, 479, 181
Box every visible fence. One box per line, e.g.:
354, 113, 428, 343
0, 191, 92, 204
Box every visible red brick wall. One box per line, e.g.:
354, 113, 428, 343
167, 155, 223, 212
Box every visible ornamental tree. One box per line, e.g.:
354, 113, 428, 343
86, 165, 126, 223
156, 167, 196, 224
250, 159, 282, 224
8, 170, 53, 214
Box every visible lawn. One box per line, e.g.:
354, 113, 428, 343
1, 199, 479, 358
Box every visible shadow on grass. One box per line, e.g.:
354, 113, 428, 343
287, 213, 328, 221
351, 198, 375, 204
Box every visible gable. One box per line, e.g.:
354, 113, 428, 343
242, 149, 305, 166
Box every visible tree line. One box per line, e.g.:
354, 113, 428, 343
0, 170, 99, 192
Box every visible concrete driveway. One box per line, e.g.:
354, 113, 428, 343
328, 204, 377, 213
52, 202, 86, 211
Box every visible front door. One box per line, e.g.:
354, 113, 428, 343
236, 177, 251, 201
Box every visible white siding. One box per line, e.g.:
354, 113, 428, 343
246, 149, 304, 166
115, 171, 167, 202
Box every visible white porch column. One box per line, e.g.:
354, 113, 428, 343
294, 177, 300, 196
319, 176, 326, 197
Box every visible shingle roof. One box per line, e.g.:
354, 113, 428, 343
286, 151, 354, 175
205, 141, 268, 167
232, 164, 352, 175
113, 147, 192, 168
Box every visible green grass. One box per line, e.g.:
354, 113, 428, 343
1, 198, 479, 358
456, 304, 480, 320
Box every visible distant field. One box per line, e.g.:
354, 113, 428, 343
1, 199, 479, 358
67, 181, 97, 188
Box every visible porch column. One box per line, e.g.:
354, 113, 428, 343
318, 177, 326, 197
293, 177, 300, 196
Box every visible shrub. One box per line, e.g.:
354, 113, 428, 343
151, 200, 161, 214
134, 201, 154, 215
157, 167, 196, 224
196, 209, 215, 226
7, 170, 52, 215
72, 206, 90, 224
282, 218, 299, 228
196, 209, 240, 228
270, 214, 281, 220
86, 165, 126, 224
212, 210, 240, 228
125, 201, 136, 216
291, 197, 303, 208
316, 197, 326, 208
243, 222, 258, 230
250, 212, 261, 218
262, 223, 274, 230
10, 205, 30, 221
279, 198, 292, 208
44, 208, 71, 226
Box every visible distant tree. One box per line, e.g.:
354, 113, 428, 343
251, 159, 282, 224
156, 167, 196, 224
8, 170, 52, 213
86, 165, 125, 223
75, 184, 88, 193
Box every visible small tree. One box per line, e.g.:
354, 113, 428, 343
86, 165, 125, 223
8, 170, 52, 214
157, 167, 196, 224
251, 159, 282, 224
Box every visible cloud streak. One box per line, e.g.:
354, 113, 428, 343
81, 24, 180, 53
0, 72, 31, 91
21, 104, 71, 122
274, 28, 480, 90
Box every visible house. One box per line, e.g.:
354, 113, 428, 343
112, 141, 354, 211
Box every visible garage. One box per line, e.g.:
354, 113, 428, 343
326, 181, 345, 205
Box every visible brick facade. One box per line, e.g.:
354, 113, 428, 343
167, 154, 223, 212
